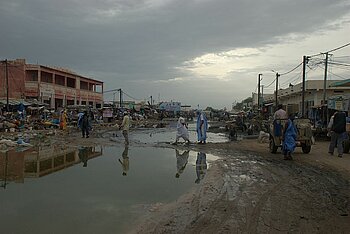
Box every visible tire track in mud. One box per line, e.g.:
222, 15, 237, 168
186, 150, 350, 233
241, 153, 350, 233
132, 146, 350, 234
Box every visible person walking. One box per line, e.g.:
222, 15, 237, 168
173, 117, 190, 145
282, 114, 297, 160
120, 111, 130, 145
196, 110, 208, 144
328, 111, 346, 157
273, 104, 288, 138
81, 111, 90, 138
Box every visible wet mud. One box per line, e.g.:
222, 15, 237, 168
132, 144, 350, 234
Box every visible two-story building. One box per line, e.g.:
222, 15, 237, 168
0, 59, 103, 109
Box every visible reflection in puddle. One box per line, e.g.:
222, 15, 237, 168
175, 149, 189, 178
0, 146, 218, 233
195, 152, 207, 184
0, 146, 102, 187
118, 146, 129, 176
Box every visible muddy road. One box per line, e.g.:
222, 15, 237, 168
132, 140, 350, 233
2, 126, 350, 233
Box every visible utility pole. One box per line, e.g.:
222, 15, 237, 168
275, 72, 280, 109
257, 74, 262, 110
322, 52, 329, 127
301, 56, 308, 118
261, 85, 264, 107
5, 60, 9, 112
118, 88, 123, 108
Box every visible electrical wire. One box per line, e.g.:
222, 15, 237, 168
279, 62, 303, 76
316, 64, 349, 80
328, 62, 350, 67
280, 71, 302, 88
308, 42, 350, 58
264, 79, 276, 88
327, 42, 350, 53
122, 90, 142, 101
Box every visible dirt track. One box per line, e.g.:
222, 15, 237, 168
130, 139, 350, 233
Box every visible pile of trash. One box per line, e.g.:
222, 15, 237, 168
0, 134, 34, 152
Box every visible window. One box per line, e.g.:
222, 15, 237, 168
55, 74, 65, 86
26, 70, 38, 81
67, 77, 76, 88
80, 81, 88, 90
41, 71, 53, 83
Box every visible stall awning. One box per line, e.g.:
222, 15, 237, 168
0, 99, 32, 106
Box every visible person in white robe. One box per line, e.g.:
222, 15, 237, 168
173, 117, 190, 144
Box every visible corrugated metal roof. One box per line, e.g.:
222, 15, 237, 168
329, 79, 350, 87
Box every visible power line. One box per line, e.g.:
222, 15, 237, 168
264, 79, 275, 88
328, 62, 350, 67
308, 42, 350, 58
327, 42, 350, 53
328, 71, 349, 80
280, 70, 302, 87
316, 64, 349, 80
279, 62, 303, 76
122, 90, 142, 101
329, 64, 350, 72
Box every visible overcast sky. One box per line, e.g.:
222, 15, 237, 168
1, 0, 350, 109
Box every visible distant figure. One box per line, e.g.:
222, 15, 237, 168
175, 149, 190, 178
118, 146, 129, 176
173, 117, 190, 145
88, 111, 94, 131
77, 112, 84, 128
59, 110, 68, 131
282, 114, 297, 160
328, 111, 346, 157
81, 111, 90, 138
195, 152, 207, 183
196, 110, 208, 144
273, 104, 288, 137
120, 111, 130, 145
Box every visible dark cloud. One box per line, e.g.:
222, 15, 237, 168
0, 0, 349, 107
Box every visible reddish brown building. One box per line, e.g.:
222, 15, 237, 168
0, 59, 103, 109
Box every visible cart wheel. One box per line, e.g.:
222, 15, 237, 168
269, 138, 278, 154
343, 139, 350, 154
301, 144, 311, 154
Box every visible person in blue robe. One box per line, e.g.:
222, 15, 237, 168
282, 114, 297, 160
196, 110, 208, 144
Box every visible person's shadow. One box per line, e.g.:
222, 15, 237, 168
118, 146, 129, 176
195, 152, 207, 184
175, 149, 190, 178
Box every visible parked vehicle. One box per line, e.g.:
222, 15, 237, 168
269, 118, 313, 154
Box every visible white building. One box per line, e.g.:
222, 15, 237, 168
264, 79, 350, 116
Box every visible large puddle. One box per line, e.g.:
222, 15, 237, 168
0, 144, 219, 234
130, 122, 228, 144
